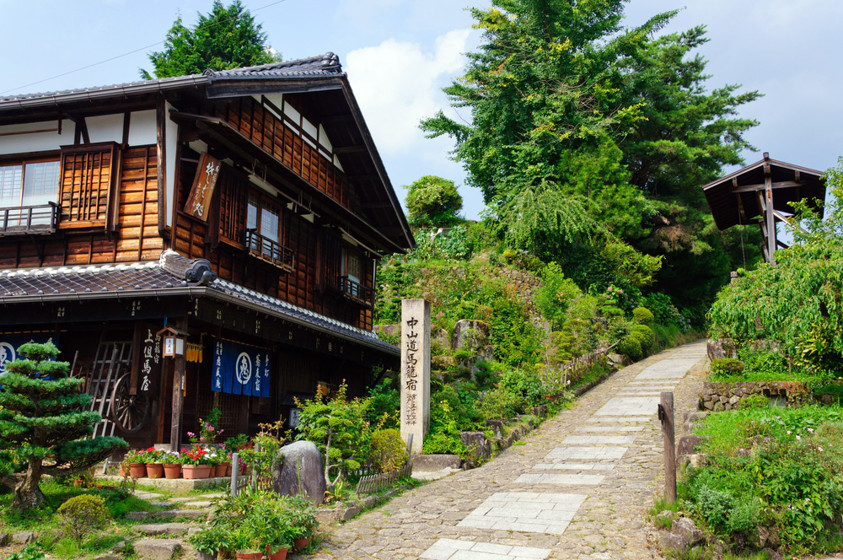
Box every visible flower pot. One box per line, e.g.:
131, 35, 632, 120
214, 464, 228, 478
218, 461, 232, 477
235, 551, 263, 560
128, 462, 147, 478
146, 463, 164, 479
266, 545, 288, 560
292, 537, 309, 552
182, 464, 213, 479
163, 463, 182, 479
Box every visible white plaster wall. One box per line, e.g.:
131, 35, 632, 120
0, 120, 72, 154
165, 102, 179, 227
128, 110, 157, 146
86, 114, 124, 143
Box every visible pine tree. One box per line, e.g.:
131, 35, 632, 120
0, 341, 127, 510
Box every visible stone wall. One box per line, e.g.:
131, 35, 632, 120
699, 381, 810, 411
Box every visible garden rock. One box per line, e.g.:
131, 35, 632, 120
763, 547, 784, 560
0, 532, 9, 546
12, 532, 35, 544
676, 435, 704, 457
459, 431, 490, 466
672, 517, 704, 546
133, 537, 182, 560
658, 531, 689, 552
273, 440, 326, 505
655, 510, 675, 527
125, 511, 150, 520
134, 523, 192, 536
432, 327, 451, 352
452, 320, 490, 351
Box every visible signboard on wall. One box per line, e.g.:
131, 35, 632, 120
0, 333, 60, 375
211, 339, 271, 397
183, 152, 221, 221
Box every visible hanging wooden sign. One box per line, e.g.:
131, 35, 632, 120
183, 152, 221, 221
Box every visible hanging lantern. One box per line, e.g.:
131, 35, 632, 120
157, 326, 187, 358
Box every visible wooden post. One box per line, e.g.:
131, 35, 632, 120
659, 392, 677, 504
169, 352, 186, 452
763, 153, 777, 264
230, 453, 240, 496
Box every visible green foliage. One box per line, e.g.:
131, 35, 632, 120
7, 544, 45, 560
370, 429, 408, 473
739, 394, 770, 410
632, 307, 655, 325
56, 494, 110, 544
422, 0, 758, 311
629, 324, 655, 355
685, 406, 843, 554
404, 175, 463, 227
295, 383, 371, 489
366, 377, 400, 428
534, 262, 583, 330
710, 358, 745, 379
141, 0, 280, 79
0, 342, 127, 510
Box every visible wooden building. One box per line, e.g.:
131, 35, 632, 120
0, 53, 413, 450
702, 152, 825, 264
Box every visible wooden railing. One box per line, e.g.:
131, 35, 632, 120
0, 203, 58, 236
246, 230, 294, 272
338, 276, 374, 306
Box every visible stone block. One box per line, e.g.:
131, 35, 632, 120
658, 531, 689, 552
273, 440, 326, 505
133, 538, 182, 560
452, 320, 490, 352
677, 435, 704, 457
342, 505, 361, 521
459, 432, 490, 466
431, 327, 451, 353
125, 511, 151, 521
12, 532, 35, 544
134, 523, 192, 536
412, 454, 461, 472
672, 518, 704, 546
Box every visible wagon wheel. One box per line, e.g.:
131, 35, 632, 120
110, 373, 150, 434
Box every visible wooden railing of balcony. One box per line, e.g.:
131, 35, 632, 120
0, 203, 58, 236
338, 275, 374, 307
246, 230, 294, 273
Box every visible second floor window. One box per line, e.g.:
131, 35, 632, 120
246, 195, 293, 271
0, 160, 60, 208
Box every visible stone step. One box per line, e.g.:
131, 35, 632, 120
133, 523, 195, 536
133, 537, 183, 560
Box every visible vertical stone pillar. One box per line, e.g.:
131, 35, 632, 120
400, 298, 431, 454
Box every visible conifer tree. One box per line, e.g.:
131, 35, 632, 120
0, 341, 127, 510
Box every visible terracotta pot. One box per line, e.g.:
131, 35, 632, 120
128, 462, 147, 478
146, 463, 164, 479
218, 461, 232, 477
235, 551, 263, 560
182, 464, 213, 479
214, 464, 228, 477
292, 537, 309, 552
163, 463, 182, 479
266, 545, 288, 560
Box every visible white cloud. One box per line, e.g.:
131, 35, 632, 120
345, 28, 472, 156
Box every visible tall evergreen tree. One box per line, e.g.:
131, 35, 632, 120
0, 341, 127, 510
141, 0, 280, 79
422, 0, 760, 312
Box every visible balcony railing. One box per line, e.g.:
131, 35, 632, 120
339, 276, 374, 307
0, 203, 58, 236
246, 230, 294, 272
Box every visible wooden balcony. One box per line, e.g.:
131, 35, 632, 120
246, 230, 294, 273
338, 275, 374, 307
0, 203, 58, 236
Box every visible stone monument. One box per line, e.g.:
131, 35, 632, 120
400, 298, 431, 453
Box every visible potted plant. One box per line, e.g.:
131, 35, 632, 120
245, 497, 291, 560
122, 449, 147, 478
287, 495, 318, 551
230, 527, 263, 560
162, 450, 182, 479
188, 524, 229, 560
181, 444, 213, 479
143, 447, 165, 478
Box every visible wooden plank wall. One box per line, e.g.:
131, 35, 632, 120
213, 98, 353, 211
0, 145, 161, 268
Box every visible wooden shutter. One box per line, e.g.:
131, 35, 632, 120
58, 142, 118, 229
218, 167, 248, 248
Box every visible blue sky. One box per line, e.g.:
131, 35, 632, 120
2, 0, 841, 220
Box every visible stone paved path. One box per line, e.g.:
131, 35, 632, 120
308, 341, 709, 560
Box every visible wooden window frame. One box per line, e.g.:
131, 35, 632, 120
245, 191, 294, 272
58, 142, 120, 231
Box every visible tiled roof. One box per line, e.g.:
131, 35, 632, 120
0, 250, 396, 356
0, 53, 343, 107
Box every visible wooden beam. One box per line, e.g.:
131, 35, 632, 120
732, 180, 804, 193
764, 161, 776, 264
333, 145, 366, 155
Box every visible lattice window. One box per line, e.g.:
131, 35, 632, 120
218, 167, 248, 247
58, 142, 118, 229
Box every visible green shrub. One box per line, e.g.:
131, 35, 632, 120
630, 324, 655, 354
56, 494, 110, 544
693, 485, 734, 530
479, 386, 525, 421
422, 432, 467, 456
710, 358, 745, 378
370, 429, 408, 473
632, 307, 655, 325
739, 394, 769, 410
617, 336, 642, 361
